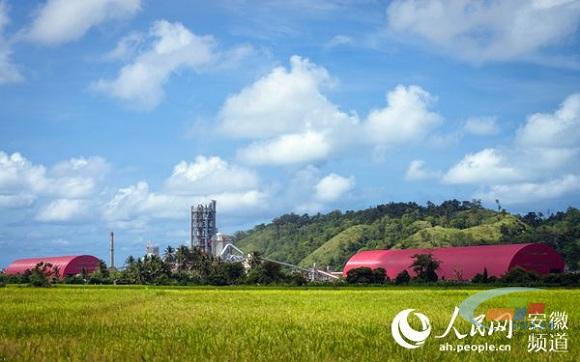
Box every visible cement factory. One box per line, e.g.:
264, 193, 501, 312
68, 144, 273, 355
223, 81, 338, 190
3, 200, 567, 282
5, 201, 340, 281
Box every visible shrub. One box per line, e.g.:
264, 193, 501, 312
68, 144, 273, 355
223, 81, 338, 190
395, 270, 411, 285
246, 261, 287, 284
373, 268, 388, 284
472, 268, 492, 283
500, 267, 540, 284
542, 272, 580, 286
346, 267, 375, 284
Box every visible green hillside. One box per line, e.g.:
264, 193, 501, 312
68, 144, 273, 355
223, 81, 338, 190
234, 201, 580, 271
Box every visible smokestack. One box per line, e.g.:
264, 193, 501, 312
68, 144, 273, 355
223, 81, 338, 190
109, 231, 115, 269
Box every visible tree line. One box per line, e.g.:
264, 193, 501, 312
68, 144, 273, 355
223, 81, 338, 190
0, 247, 309, 287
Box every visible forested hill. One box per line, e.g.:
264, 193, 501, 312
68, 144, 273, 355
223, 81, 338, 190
233, 201, 580, 271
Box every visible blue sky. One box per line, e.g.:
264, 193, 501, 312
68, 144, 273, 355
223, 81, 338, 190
1, 0, 579, 268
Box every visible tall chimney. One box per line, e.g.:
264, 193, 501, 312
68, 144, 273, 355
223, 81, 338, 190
109, 231, 115, 269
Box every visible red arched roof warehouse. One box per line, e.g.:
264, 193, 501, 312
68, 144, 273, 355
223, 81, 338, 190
5, 255, 100, 278
343, 243, 565, 281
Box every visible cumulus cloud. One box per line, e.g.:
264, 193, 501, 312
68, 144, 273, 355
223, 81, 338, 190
0, 1, 22, 85
220, 56, 442, 165
443, 148, 520, 185
314, 173, 355, 202
103, 156, 268, 227
387, 0, 580, 65
93, 20, 217, 109
25, 0, 141, 45
219, 55, 352, 138
0, 193, 35, 208
36, 199, 88, 222
287, 166, 356, 214
0, 151, 108, 213
237, 131, 332, 165
517, 93, 580, 148
476, 175, 580, 204
365, 84, 442, 145
441, 92, 580, 204
164, 155, 259, 194
405, 160, 441, 181
464, 117, 500, 136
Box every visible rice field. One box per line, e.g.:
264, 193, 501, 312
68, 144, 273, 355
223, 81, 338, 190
0, 285, 577, 361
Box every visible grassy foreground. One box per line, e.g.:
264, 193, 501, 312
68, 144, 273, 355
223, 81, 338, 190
0, 286, 577, 361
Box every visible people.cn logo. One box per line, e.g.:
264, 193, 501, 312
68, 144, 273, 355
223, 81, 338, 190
391, 309, 432, 349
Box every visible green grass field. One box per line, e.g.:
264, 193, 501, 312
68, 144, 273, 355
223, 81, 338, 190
0, 286, 577, 361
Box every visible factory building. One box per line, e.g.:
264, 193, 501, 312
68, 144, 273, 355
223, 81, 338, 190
343, 243, 565, 281
190, 200, 217, 254
5, 255, 101, 278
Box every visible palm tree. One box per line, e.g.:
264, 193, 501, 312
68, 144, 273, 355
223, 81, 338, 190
126, 255, 136, 267
163, 245, 176, 270
175, 245, 191, 272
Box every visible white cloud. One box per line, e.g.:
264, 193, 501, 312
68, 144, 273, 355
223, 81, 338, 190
315, 173, 355, 202
280, 166, 356, 214
0, 151, 108, 212
237, 131, 332, 165
405, 160, 441, 181
0, 151, 46, 196
387, 0, 580, 64
442, 92, 580, 204
464, 117, 499, 136
25, 0, 141, 45
164, 155, 259, 194
0, 1, 22, 85
219, 55, 353, 138
103, 156, 269, 227
103, 181, 269, 226
104, 32, 144, 61
443, 148, 519, 185
365, 84, 442, 145
219, 56, 443, 165
93, 20, 217, 109
517, 93, 580, 148
0, 194, 35, 208
325, 34, 353, 48
36, 199, 88, 222
476, 174, 580, 204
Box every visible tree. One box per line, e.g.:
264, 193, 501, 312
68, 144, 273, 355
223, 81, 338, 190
500, 267, 540, 284
410, 253, 440, 282
472, 268, 490, 283
163, 245, 176, 269
29, 262, 58, 287
126, 256, 136, 267
395, 270, 411, 284
346, 267, 375, 284
373, 268, 387, 284
88, 260, 110, 284
246, 261, 286, 284
175, 245, 191, 272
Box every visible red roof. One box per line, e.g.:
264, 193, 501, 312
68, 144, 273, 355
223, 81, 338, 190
343, 243, 565, 280
5, 255, 100, 278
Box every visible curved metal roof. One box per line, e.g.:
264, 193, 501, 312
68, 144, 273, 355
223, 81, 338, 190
5, 255, 100, 278
343, 243, 565, 280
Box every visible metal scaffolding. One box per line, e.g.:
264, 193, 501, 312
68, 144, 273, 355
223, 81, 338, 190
190, 200, 217, 254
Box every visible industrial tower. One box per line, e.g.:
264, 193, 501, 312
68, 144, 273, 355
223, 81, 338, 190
190, 200, 217, 254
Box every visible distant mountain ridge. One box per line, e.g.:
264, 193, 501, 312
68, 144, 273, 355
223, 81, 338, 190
234, 201, 580, 271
